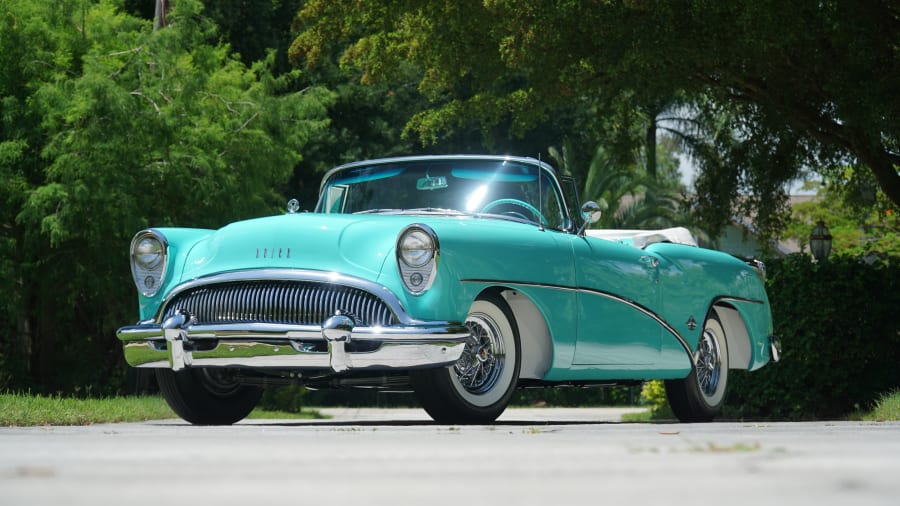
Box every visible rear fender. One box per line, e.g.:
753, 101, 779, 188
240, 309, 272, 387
712, 304, 752, 370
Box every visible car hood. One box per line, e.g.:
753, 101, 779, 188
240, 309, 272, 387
179, 213, 414, 282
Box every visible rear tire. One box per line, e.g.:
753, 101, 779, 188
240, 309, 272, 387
665, 315, 729, 422
411, 293, 520, 424
156, 368, 262, 425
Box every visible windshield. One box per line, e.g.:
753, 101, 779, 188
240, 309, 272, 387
315, 159, 570, 230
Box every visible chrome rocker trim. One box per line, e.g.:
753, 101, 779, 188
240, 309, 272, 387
117, 312, 469, 373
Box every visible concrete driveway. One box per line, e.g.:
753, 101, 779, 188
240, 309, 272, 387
1, 408, 898, 506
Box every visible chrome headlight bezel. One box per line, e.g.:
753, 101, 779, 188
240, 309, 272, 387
396, 224, 439, 295
130, 230, 168, 297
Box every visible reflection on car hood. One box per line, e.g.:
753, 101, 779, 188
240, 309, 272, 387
180, 213, 420, 282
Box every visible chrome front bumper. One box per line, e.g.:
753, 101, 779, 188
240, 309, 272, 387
116, 311, 469, 373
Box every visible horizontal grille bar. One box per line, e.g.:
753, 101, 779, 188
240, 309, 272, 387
162, 281, 397, 327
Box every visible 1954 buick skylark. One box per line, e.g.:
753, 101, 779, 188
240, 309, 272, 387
117, 155, 779, 424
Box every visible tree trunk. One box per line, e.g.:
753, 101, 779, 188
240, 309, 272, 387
154, 0, 167, 31
863, 150, 900, 209
646, 119, 657, 179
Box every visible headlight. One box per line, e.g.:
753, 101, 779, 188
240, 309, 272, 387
397, 224, 438, 295
399, 229, 435, 267
134, 237, 164, 269
130, 230, 168, 297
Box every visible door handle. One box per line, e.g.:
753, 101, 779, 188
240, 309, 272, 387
639, 256, 659, 268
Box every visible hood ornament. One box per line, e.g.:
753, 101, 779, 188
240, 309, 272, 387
287, 198, 300, 214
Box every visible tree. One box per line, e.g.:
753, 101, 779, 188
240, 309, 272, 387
550, 134, 688, 231
290, 0, 900, 239
783, 176, 900, 260
0, 0, 333, 391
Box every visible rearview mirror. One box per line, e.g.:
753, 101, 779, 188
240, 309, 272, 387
416, 175, 448, 191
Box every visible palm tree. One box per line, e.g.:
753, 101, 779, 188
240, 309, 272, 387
552, 141, 688, 231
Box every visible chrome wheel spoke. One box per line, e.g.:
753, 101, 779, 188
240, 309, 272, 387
696, 330, 721, 397
455, 314, 505, 394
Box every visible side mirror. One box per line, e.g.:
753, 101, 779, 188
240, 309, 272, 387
577, 201, 602, 235
581, 201, 602, 223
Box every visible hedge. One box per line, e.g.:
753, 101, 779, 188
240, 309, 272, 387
723, 254, 900, 420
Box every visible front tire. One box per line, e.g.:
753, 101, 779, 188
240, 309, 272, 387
411, 293, 521, 424
156, 368, 262, 425
665, 315, 729, 422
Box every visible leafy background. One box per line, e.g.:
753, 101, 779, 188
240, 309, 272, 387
725, 255, 900, 420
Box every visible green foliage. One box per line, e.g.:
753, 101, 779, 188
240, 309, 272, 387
783, 176, 900, 260
725, 254, 900, 420
638, 380, 673, 419
291, 0, 900, 240
0, 0, 332, 392
550, 134, 690, 231
860, 390, 900, 422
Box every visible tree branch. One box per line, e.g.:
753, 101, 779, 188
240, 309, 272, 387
129, 91, 160, 114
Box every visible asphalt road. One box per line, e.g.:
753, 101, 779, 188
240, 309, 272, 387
2, 407, 899, 506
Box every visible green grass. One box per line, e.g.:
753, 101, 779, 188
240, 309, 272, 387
621, 409, 654, 422
0, 393, 177, 426
246, 408, 325, 420
860, 390, 900, 422
623, 390, 900, 423
0, 393, 324, 426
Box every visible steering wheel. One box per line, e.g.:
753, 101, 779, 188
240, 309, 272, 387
480, 198, 548, 226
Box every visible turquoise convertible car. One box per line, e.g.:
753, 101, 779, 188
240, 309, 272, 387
117, 155, 779, 424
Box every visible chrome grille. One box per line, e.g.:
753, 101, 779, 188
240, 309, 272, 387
162, 281, 397, 327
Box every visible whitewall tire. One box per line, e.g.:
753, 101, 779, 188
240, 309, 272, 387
411, 293, 520, 423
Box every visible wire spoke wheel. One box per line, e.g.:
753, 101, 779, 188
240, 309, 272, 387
411, 293, 520, 424
665, 314, 729, 422
695, 330, 722, 398
455, 314, 506, 394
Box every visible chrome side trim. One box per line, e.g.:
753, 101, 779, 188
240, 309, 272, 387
581, 287, 694, 359
713, 295, 766, 305
460, 278, 695, 358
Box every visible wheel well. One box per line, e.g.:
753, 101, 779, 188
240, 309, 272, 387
712, 304, 753, 370
476, 287, 552, 380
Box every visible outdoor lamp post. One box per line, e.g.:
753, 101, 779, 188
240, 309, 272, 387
809, 220, 833, 262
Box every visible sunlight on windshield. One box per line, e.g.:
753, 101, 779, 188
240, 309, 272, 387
465, 185, 489, 212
